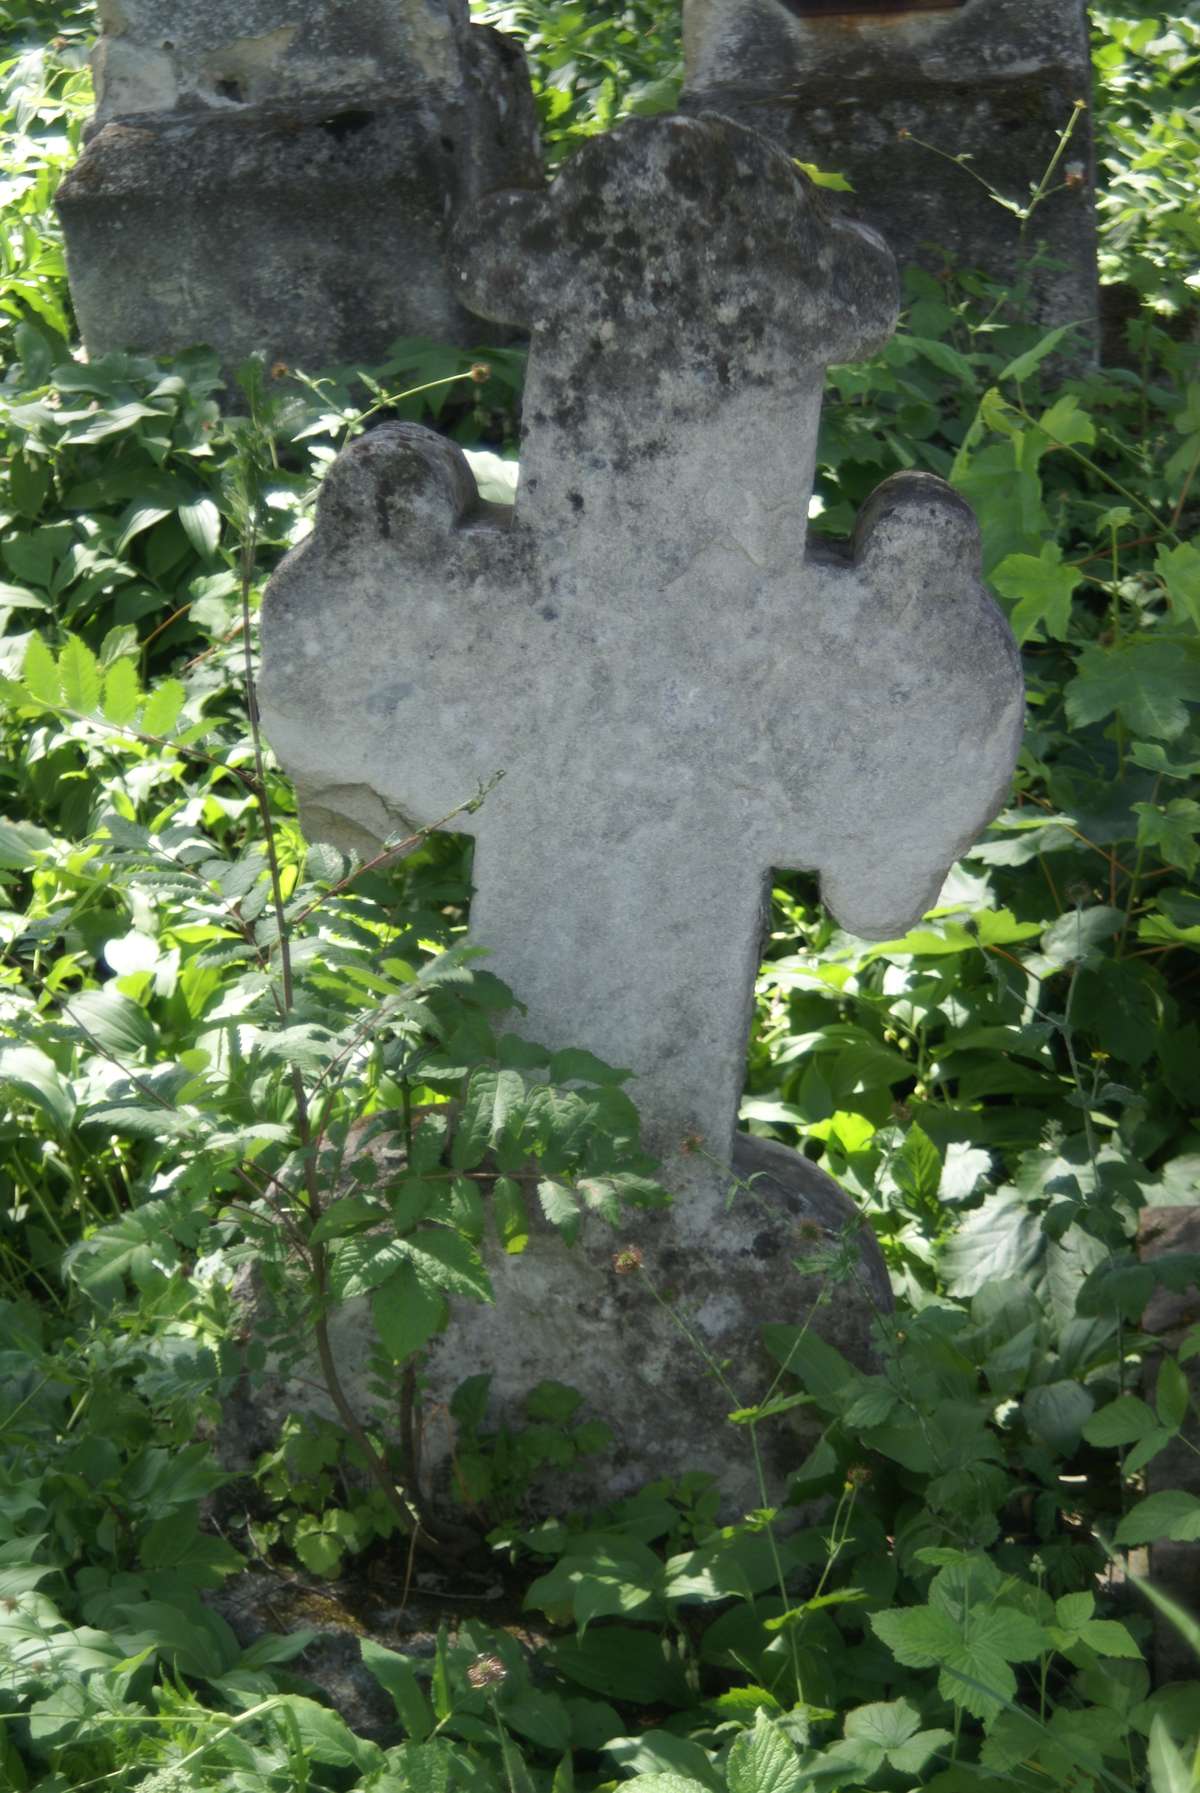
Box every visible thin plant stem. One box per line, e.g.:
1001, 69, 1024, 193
634, 1263, 806, 1703
1019, 99, 1087, 246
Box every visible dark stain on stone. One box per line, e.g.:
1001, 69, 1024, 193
568, 490, 584, 512
215, 77, 246, 104
322, 109, 375, 141
519, 214, 559, 257
752, 1230, 781, 1259
540, 604, 559, 620
551, 391, 586, 432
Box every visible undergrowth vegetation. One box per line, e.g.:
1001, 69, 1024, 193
0, 2, 1198, 1789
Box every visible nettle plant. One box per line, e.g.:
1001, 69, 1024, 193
0, 362, 670, 1565
745, 263, 1200, 1312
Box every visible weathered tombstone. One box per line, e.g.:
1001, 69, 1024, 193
681, 0, 1097, 336
1138, 1208, 1200, 1684
258, 113, 1024, 1512
56, 0, 542, 377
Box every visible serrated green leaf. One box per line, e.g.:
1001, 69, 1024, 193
1156, 539, 1200, 630
890, 1729, 955, 1775
1065, 638, 1200, 741
103, 655, 142, 725
1076, 1391, 1147, 1448
538, 1177, 582, 1242
999, 325, 1071, 382
1041, 905, 1123, 966
59, 634, 102, 712
386, 1739, 454, 1793
894, 1122, 941, 1205
1078, 1619, 1142, 1659
22, 632, 60, 706
308, 1194, 386, 1245
1156, 1356, 1190, 1432
864, 1606, 947, 1671
548, 1047, 633, 1086
304, 840, 344, 883
844, 1699, 920, 1750
372, 1266, 447, 1362
795, 160, 854, 192
271, 1696, 381, 1771
1115, 1490, 1200, 1544
141, 678, 187, 737
992, 544, 1082, 643
85, 1104, 196, 1139
622, 1778, 708, 1793
1134, 798, 1200, 877
1037, 392, 1096, 449
726, 1709, 807, 1793
493, 1175, 530, 1253
1055, 1591, 1094, 1631
1122, 1425, 1175, 1476
451, 1066, 526, 1169
332, 1227, 490, 1304
908, 335, 976, 387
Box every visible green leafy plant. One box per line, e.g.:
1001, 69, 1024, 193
0, 8, 1199, 1791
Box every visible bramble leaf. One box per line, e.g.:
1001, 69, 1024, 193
1115, 1490, 1200, 1544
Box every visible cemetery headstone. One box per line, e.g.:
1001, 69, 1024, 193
258, 113, 1025, 1512
56, 0, 542, 379
681, 0, 1097, 337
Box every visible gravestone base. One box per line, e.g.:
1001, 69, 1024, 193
681, 0, 1096, 338
58, 26, 540, 375
237, 1132, 891, 1524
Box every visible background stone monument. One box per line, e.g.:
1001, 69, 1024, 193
258, 114, 1025, 1513
57, 0, 542, 378
1138, 1208, 1200, 1684
681, 0, 1097, 335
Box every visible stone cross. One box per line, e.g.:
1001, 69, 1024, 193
259, 114, 1023, 1505
261, 112, 1023, 1173
57, 0, 541, 378
681, 0, 1097, 339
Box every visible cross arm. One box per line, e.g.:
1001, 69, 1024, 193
792, 471, 1024, 941
258, 423, 516, 854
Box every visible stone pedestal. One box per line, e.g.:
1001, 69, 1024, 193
57, 0, 542, 377
681, 0, 1097, 336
